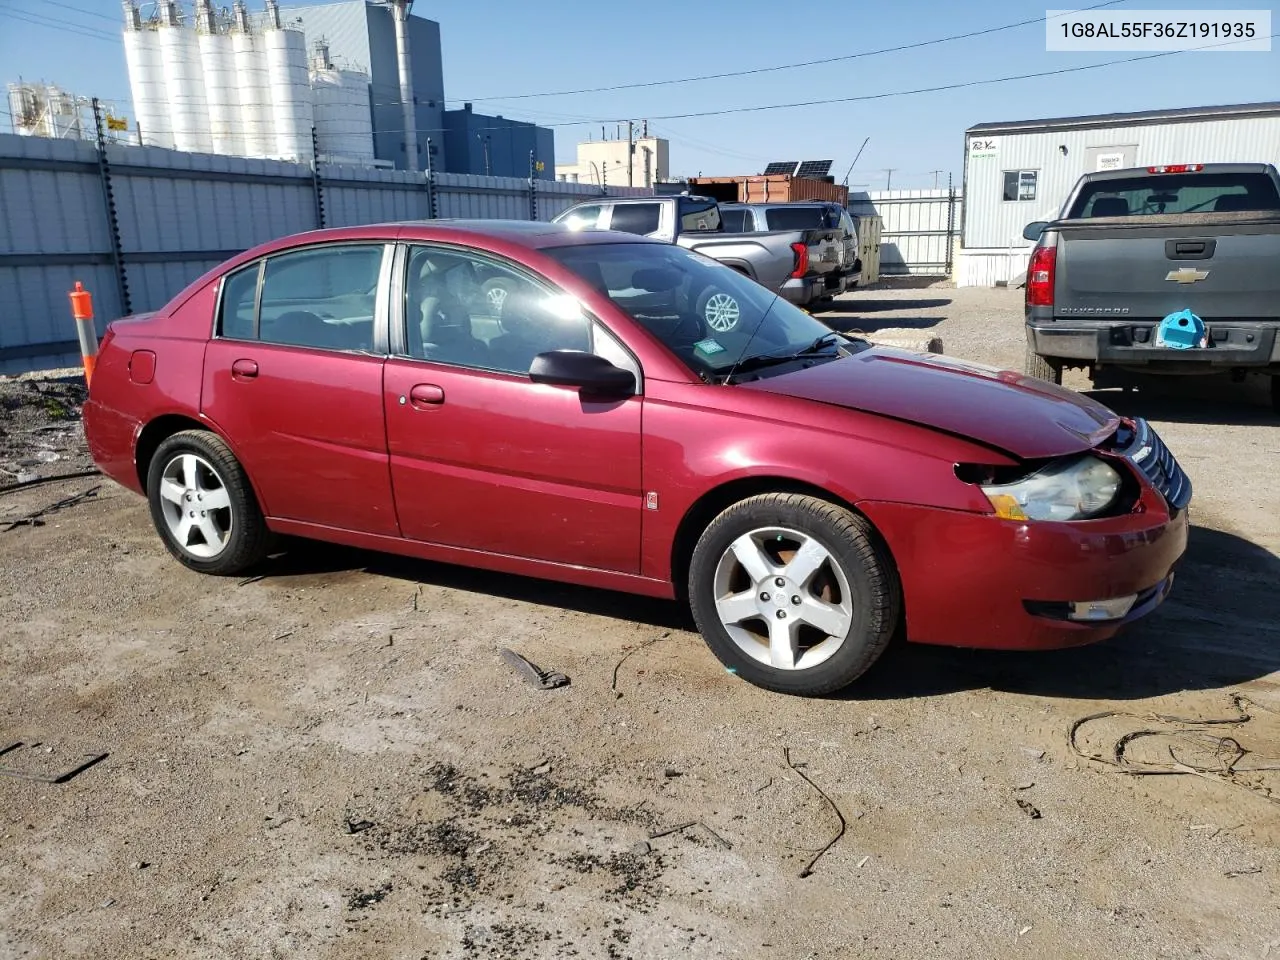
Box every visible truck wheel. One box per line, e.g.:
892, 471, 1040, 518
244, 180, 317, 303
687, 494, 900, 697
1024, 343, 1063, 385
696, 286, 742, 333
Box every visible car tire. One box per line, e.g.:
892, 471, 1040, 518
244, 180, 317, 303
687, 493, 900, 696
1271, 374, 1280, 414
695, 285, 743, 334
146, 429, 270, 576
1024, 343, 1063, 385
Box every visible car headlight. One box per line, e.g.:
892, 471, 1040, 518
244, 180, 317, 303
980, 455, 1122, 522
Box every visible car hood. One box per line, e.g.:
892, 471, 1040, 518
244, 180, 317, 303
741, 346, 1119, 459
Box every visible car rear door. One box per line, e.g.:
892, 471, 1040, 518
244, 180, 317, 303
381, 243, 644, 573
201, 241, 400, 536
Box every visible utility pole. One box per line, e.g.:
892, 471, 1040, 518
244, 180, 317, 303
883, 168, 897, 190
926, 169, 945, 188
627, 119, 634, 187
480, 135, 491, 176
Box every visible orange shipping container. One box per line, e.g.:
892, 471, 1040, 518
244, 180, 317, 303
685, 174, 849, 206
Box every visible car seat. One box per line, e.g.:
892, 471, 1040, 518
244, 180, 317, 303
1090, 197, 1130, 218
1212, 194, 1255, 212
409, 258, 486, 365
264, 311, 334, 348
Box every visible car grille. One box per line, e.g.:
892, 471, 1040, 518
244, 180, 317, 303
1109, 418, 1192, 512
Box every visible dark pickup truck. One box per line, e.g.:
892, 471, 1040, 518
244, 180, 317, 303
1022, 162, 1280, 409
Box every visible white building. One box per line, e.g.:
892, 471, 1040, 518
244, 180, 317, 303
957, 101, 1280, 287
556, 127, 669, 189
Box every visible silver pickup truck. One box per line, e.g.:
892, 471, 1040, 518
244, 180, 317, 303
720, 201, 862, 299
1022, 162, 1280, 410
550, 196, 843, 312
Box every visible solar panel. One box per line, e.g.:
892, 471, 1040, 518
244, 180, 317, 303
763, 161, 799, 176
795, 159, 834, 179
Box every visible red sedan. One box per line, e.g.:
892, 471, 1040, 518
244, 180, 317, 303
83, 220, 1190, 696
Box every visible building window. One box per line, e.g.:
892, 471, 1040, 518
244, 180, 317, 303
1003, 170, 1038, 202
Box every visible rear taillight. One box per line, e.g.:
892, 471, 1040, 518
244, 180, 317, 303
1147, 164, 1203, 174
1026, 245, 1056, 308
790, 242, 809, 279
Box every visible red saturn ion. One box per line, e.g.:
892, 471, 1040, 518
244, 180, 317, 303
83, 220, 1190, 696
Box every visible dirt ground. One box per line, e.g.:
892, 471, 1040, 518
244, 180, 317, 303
2, 283, 1278, 960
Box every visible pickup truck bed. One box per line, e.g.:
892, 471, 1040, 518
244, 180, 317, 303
678, 227, 844, 307
1023, 163, 1280, 409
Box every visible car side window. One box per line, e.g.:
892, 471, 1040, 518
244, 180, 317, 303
255, 245, 383, 351
402, 244, 639, 384
609, 203, 662, 235
218, 263, 260, 340
719, 208, 749, 232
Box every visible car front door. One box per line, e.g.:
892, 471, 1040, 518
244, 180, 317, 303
382, 244, 644, 573
201, 241, 400, 536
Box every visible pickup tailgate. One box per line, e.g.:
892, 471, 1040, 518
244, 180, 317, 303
1054, 212, 1280, 320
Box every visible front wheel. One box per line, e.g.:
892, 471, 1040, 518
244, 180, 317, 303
146, 429, 270, 575
688, 494, 900, 696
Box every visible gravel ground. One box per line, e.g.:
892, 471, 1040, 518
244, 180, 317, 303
2, 283, 1278, 960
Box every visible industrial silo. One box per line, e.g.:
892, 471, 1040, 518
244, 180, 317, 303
156, 0, 212, 154
230, 1, 273, 159
309, 40, 374, 166
122, 1, 174, 149
195, 0, 243, 156
263, 0, 313, 162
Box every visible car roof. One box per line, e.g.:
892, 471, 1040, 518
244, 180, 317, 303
263, 218, 667, 253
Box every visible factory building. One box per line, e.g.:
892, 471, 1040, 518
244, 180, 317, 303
442, 103, 554, 180
958, 101, 1280, 286
556, 126, 669, 188
119, 0, 553, 174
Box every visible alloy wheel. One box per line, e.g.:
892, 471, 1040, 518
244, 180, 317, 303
157, 453, 234, 560
711, 526, 853, 671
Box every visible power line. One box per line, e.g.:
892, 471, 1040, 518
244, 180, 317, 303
43, 0, 124, 23
0, 8, 122, 43
457, 0, 1127, 101
611, 34, 1279, 124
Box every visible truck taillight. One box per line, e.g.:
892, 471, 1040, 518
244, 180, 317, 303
1026, 246, 1056, 307
790, 242, 809, 279
1147, 164, 1203, 174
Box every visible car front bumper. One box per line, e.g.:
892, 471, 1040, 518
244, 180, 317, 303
858, 487, 1189, 651
1028, 321, 1280, 369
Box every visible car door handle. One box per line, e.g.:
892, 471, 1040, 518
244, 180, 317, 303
231, 359, 258, 380
408, 383, 445, 407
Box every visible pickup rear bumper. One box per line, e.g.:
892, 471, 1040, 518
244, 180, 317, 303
1028, 321, 1280, 370
780, 276, 827, 307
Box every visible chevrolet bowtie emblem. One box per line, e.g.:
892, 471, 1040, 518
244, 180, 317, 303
1166, 268, 1210, 283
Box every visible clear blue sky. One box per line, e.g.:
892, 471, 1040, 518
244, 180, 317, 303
1, 0, 1276, 188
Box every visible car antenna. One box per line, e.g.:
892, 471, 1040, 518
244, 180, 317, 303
841, 137, 870, 187
721, 291, 783, 385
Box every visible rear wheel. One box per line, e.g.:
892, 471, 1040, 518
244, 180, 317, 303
146, 430, 269, 575
696, 286, 743, 333
688, 494, 900, 696
1024, 343, 1063, 385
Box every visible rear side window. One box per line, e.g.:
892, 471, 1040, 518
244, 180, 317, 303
218, 244, 383, 351
1069, 171, 1280, 217
609, 203, 663, 235
219, 263, 260, 340
678, 198, 721, 232
719, 208, 750, 232
763, 206, 827, 230
560, 204, 602, 229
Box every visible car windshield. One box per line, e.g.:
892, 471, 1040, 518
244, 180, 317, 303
543, 241, 843, 381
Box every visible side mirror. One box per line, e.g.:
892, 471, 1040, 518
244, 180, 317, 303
1022, 221, 1049, 242
529, 350, 635, 397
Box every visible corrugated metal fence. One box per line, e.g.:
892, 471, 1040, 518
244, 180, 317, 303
0, 132, 648, 373
848, 188, 963, 277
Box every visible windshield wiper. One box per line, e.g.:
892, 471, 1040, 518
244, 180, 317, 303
723, 332, 847, 380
